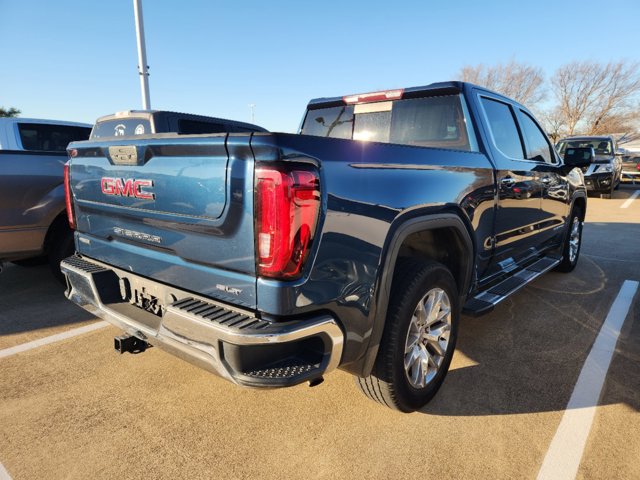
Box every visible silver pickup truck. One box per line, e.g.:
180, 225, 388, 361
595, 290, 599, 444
0, 117, 91, 279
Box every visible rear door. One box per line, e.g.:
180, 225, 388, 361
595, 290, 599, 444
476, 94, 546, 280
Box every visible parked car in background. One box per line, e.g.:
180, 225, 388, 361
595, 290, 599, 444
62, 82, 588, 412
0, 118, 91, 279
620, 153, 640, 184
90, 110, 267, 139
556, 136, 622, 198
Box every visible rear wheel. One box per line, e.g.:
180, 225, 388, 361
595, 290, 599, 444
556, 208, 583, 273
356, 259, 459, 412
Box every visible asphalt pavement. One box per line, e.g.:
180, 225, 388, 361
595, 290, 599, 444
0, 186, 638, 480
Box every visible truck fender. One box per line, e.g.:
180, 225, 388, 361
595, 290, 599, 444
360, 213, 474, 377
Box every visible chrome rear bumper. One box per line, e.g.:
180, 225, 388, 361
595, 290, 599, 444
61, 255, 344, 387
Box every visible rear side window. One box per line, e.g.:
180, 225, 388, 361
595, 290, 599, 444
518, 110, 554, 164
178, 119, 226, 134
480, 97, 524, 159
301, 94, 477, 151
90, 118, 152, 139
18, 123, 90, 152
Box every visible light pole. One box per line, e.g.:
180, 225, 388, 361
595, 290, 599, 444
133, 0, 151, 109
249, 104, 255, 123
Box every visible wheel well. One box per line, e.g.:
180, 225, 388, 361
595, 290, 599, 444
573, 197, 586, 220
395, 227, 469, 295
43, 213, 70, 253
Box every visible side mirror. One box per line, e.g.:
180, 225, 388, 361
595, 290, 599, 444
563, 147, 594, 168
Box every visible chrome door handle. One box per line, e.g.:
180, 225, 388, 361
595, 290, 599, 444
501, 177, 515, 185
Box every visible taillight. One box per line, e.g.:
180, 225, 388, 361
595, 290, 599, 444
63, 162, 76, 230
636, 162, 640, 171
255, 165, 320, 279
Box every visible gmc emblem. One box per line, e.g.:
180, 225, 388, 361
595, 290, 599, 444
101, 177, 155, 200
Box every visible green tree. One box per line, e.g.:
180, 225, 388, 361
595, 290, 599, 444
0, 106, 21, 117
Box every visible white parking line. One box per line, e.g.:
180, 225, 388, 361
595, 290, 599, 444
0, 321, 109, 360
0, 461, 12, 480
620, 189, 640, 208
537, 280, 639, 480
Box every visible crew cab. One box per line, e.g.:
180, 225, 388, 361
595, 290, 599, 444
61, 82, 588, 412
0, 117, 91, 278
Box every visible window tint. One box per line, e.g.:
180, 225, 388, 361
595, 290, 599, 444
519, 111, 554, 163
18, 123, 90, 152
390, 96, 472, 150
91, 118, 151, 139
301, 106, 354, 139
480, 98, 524, 159
301, 95, 476, 151
354, 108, 391, 143
178, 119, 226, 134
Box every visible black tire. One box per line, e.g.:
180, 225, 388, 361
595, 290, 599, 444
48, 224, 74, 284
555, 207, 583, 273
601, 180, 614, 199
356, 258, 459, 412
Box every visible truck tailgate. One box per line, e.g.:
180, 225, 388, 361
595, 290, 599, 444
68, 134, 257, 308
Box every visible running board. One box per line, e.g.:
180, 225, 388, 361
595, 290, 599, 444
463, 256, 561, 316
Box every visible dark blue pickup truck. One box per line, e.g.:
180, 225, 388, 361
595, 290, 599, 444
61, 82, 589, 412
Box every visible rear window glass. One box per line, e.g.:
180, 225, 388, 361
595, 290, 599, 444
301, 94, 476, 151
18, 123, 90, 152
90, 118, 152, 139
301, 105, 354, 139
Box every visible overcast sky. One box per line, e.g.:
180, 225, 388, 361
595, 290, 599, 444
1, 0, 639, 131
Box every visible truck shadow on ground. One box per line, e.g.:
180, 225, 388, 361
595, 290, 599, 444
0, 263, 92, 336
421, 222, 640, 416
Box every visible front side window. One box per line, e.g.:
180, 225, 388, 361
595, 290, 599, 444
18, 123, 90, 152
518, 111, 554, 164
480, 97, 524, 159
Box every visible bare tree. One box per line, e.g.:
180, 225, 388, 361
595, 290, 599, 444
539, 108, 567, 143
0, 106, 20, 117
550, 60, 640, 136
459, 60, 546, 106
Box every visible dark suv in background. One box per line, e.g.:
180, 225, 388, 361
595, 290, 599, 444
556, 136, 622, 198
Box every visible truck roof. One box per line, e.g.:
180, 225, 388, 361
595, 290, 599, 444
0, 117, 91, 128
306, 81, 510, 110
94, 110, 267, 133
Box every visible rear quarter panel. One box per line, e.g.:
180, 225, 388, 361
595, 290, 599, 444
251, 133, 496, 371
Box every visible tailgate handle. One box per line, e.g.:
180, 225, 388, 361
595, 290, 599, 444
108, 145, 139, 165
